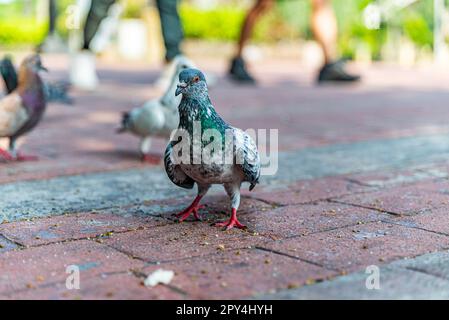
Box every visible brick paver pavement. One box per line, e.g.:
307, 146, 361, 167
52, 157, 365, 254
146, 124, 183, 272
1, 54, 449, 299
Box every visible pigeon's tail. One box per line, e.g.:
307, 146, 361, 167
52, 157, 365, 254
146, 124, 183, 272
117, 112, 131, 133
0, 56, 18, 94
44, 81, 73, 105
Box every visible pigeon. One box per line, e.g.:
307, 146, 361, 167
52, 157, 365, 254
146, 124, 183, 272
0, 54, 48, 161
1, 56, 73, 105
117, 57, 194, 163
164, 68, 261, 230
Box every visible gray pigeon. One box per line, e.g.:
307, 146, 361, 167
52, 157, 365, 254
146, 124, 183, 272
164, 68, 260, 230
0, 55, 47, 161
118, 57, 194, 163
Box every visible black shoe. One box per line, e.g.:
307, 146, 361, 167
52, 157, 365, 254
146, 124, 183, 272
229, 57, 256, 84
317, 59, 360, 83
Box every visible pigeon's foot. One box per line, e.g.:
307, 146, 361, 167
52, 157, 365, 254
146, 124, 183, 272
175, 204, 205, 222
141, 154, 161, 165
0, 149, 38, 162
174, 196, 204, 222
0, 149, 14, 162
215, 209, 247, 231
15, 153, 39, 162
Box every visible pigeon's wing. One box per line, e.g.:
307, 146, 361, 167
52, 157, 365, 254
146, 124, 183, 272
0, 57, 18, 94
0, 93, 29, 137
164, 141, 195, 189
233, 128, 261, 191
132, 101, 166, 136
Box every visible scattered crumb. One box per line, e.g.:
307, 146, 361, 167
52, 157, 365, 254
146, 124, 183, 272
287, 283, 299, 289
305, 279, 316, 285
143, 269, 175, 287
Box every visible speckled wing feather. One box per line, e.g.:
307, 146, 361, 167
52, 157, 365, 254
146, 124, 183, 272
0, 93, 29, 137
164, 141, 195, 189
233, 128, 261, 191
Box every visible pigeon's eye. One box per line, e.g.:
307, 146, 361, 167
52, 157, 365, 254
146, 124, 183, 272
193, 76, 200, 83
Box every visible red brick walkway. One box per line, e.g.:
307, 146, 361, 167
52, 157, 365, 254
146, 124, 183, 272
1, 55, 449, 299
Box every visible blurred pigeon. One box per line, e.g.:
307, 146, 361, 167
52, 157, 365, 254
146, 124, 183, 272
117, 57, 194, 163
0, 54, 48, 161
164, 68, 260, 230
0, 56, 73, 104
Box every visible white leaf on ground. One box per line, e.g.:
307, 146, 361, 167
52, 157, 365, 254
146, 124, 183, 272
144, 269, 175, 287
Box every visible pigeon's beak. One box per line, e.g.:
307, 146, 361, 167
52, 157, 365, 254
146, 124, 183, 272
175, 81, 188, 96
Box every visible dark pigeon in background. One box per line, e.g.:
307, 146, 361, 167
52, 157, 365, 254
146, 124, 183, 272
0, 55, 73, 105
0, 54, 48, 161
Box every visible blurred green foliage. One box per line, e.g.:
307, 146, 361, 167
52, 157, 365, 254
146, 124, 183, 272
0, 0, 71, 46
0, 0, 45, 46
179, 0, 310, 42
180, 5, 245, 41
0, 18, 46, 47
332, 0, 387, 59
401, 2, 434, 48
122, 0, 146, 19
0, 0, 437, 60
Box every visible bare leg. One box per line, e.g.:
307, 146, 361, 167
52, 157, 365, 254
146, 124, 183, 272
9, 138, 38, 162
215, 183, 246, 230
174, 184, 210, 222
311, 0, 337, 64
312, 0, 360, 82
140, 137, 160, 164
229, 0, 274, 83
236, 0, 274, 58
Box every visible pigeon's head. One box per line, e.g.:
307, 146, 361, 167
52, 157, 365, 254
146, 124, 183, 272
175, 68, 207, 98
22, 54, 48, 73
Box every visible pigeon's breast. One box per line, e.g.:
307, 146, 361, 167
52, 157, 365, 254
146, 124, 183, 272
180, 163, 243, 185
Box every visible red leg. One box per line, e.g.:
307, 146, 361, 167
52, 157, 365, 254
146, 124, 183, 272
0, 149, 38, 162
0, 149, 14, 161
15, 152, 39, 161
215, 208, 246, 230
174, 195, 204, 222
141, 153, 160, 164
